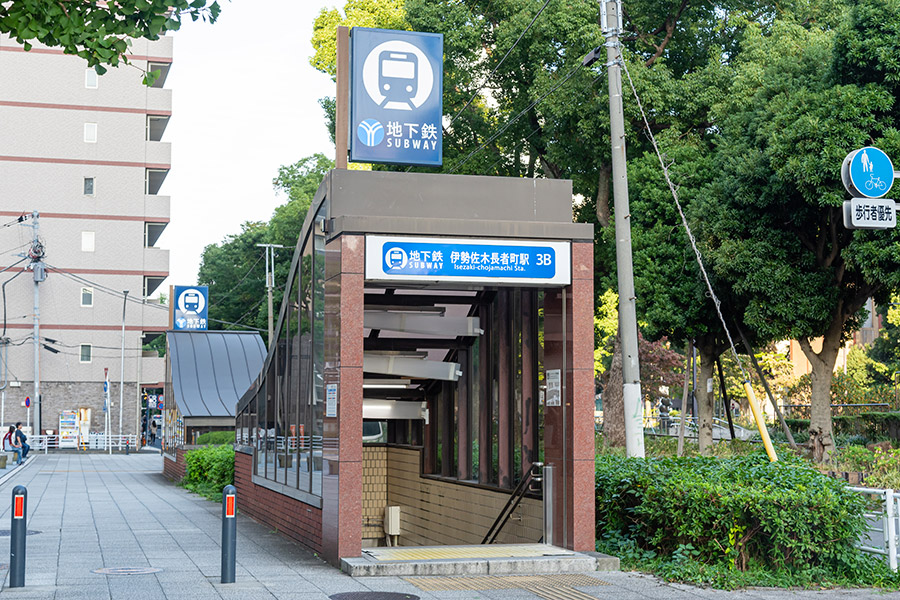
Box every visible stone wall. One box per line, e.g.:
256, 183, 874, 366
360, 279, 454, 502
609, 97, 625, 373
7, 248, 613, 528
1, 381, 140, 435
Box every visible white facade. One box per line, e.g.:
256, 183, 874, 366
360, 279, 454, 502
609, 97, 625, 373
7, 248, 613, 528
0, 34, 172, 435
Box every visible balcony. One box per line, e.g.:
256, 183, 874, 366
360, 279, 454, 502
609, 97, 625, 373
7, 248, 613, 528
143, 246, 169, 274
145, 86, 172, 114
140, 354, 165, 386
144, 195, 170, 221
145, 141, 171, 167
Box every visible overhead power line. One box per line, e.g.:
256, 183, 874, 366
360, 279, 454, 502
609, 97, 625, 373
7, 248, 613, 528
45, 263, 265, 332
446, 0, 554, 131
448, 60, 586, 174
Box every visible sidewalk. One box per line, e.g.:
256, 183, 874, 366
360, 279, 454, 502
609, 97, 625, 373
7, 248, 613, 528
0, 453, 892, 599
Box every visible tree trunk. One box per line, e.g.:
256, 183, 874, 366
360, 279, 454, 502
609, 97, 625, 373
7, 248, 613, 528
677, 341, 692, 457
798, 335, 841, 461
604, 334, 626, 447
696, 346, 717, 455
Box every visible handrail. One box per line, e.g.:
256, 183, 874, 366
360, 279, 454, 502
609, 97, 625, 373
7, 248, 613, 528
482, 462, 542, 544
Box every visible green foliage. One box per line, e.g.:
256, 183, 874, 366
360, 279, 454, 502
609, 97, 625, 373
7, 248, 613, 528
196, 154, 332, 338
0, 1, 221, 82
595, 453, 868, 574
182, 444, 234, 501
831, 445, 900, 489
594, 290, 618, 379
195, 431, 234, 445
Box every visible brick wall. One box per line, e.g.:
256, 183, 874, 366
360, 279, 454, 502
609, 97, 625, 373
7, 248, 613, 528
162, 447, 186, 481
386, 447, 543, 546
234, 449, 323, 554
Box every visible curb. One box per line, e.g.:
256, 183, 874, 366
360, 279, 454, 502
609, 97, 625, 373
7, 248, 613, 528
0, 454, 40, 488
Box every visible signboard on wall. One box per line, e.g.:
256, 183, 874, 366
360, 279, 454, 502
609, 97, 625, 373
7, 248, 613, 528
173, 285, 209, 331
350, 28, 443, 166
365, 235, 572, 286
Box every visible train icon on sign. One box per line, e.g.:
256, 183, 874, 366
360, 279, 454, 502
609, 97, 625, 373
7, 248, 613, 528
379, 51, 418, 108
384, 247, 408, 270
362, 40, 434, 111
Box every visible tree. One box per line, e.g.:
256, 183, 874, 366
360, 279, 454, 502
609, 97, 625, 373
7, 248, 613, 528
197, 154, 333, 340
702, 8, 900, 459
0, 1, 221, 83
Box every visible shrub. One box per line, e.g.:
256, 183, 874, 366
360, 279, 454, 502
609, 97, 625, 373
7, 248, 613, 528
182, 444, 234, 501
195, 430, 235, 445
595, 452, 868, 573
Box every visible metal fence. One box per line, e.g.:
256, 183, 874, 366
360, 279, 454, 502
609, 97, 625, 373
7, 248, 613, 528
642, 415, 755, 441
29, 434, 138, 453
848, 486, 900, 571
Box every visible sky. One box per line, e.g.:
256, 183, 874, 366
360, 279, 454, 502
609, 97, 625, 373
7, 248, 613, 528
159, 0, 338, 287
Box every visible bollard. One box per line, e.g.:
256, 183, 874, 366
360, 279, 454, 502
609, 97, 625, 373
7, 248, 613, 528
125, 440, 129, 456
221, 485, 236, 583
9, 485, 26, 588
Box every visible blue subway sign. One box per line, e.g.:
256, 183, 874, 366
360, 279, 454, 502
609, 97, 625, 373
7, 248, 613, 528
365, 235, 571, 286
350, 28, 443, 167
173, 285, 209, 331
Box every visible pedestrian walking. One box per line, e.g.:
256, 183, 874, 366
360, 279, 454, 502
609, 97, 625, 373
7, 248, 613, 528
15, 422, 30, 459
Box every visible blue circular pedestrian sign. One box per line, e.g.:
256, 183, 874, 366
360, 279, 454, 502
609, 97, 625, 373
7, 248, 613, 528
843, 146, 895, 198
24, 397, 30, 408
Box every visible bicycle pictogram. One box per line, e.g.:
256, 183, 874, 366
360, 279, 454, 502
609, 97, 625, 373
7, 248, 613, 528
865, 174, 888, 192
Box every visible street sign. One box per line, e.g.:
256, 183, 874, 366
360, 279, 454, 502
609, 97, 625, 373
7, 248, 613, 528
365, 235, 572, 286
842, 146, 895, 198
173, 285, 209, 331
843, 198, 897, 229
24, 397, 29, 408
350, 28, 443, 166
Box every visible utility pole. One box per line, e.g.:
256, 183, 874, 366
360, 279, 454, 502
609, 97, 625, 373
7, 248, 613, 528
119, 290, 128, 448
603, 0, 644, 457
27, 211, 45, 438
256, 244, 284, 347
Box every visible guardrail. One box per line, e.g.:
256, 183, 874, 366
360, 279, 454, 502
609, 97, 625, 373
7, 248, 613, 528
641, 415, 755, 441
848, 486, 900, 571
30, 434, 138, 453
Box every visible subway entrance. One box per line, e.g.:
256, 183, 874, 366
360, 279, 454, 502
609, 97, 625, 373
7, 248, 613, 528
235, 169, 595, 568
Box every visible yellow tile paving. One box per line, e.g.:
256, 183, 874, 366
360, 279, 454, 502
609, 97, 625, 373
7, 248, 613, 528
363, 544, 575, 561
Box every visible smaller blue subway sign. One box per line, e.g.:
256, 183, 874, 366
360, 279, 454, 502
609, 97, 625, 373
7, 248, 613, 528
365, 236, 571, 286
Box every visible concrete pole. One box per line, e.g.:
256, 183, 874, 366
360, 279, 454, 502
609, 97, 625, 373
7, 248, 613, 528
31, 211, 42, 438
119, 290, 128, 449
604, 0, 644, 457
256, 244, 284, 349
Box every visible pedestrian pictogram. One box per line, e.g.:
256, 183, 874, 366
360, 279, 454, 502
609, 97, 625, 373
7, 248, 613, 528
842, 146, 895, 198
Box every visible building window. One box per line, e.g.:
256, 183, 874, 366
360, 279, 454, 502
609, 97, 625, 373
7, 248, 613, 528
81, 287, 93, 307
83, 177, 94, 196
84, 123, 97, 143
81, 231, 95, 252
79, 344, 92, 363
84, 68, 98, 89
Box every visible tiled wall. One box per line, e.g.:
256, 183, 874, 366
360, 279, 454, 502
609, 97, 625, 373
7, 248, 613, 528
384, 447, 543, 546
362, 445, 388, 544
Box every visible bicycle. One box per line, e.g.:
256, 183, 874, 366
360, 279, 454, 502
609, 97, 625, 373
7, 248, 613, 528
865, 175, 888, 192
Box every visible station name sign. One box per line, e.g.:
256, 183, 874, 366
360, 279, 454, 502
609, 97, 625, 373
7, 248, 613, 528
365, 235, 571, 286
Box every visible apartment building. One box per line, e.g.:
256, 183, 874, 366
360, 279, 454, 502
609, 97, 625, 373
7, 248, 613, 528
0, 34, 172, 437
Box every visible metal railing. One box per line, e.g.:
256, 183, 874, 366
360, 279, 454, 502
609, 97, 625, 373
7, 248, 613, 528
848, 486, 900, 571
642, 415, 755, 441
29, 434, 138, 452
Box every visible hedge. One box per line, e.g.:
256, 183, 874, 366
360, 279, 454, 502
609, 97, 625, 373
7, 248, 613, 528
195, 430, 235, 445
182, 444, 234, 501
596, 453, 867, 572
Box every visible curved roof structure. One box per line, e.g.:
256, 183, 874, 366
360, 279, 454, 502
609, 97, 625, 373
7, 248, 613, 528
167, 330, 266, 418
